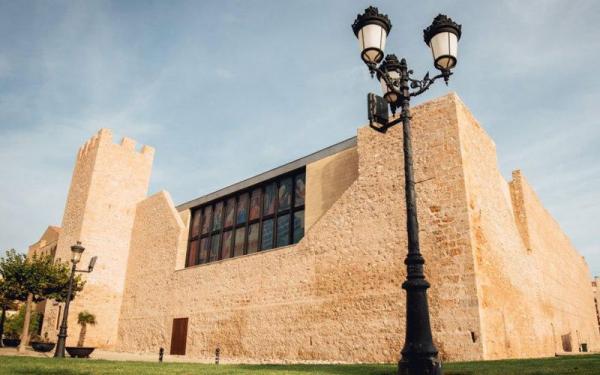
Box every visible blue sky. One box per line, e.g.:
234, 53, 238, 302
0, 0, 598, 276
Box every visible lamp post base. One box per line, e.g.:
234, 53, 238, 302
398, 356, 443, 375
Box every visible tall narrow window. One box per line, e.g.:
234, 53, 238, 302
213, 202, 224, 231
233, 227, 246, 257
187, 240, 199, 266
224, 198, 235, 228
222, 230, 233, 259
295, 173, 306, 207
249, 189, 262, 220
201, 206, 212, 234
191, 211, 201, 237
199, 238, 209, 264
278, 177, 292, 212
263, 183, 276, 216
277, 215, 290, 247
209, 234, 220, 262
261, 219, 274, 250
247, 223, 260, 254
237, 193, 249, 224
293, 210, 304, 244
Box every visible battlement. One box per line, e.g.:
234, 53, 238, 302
77, 128, 155, 160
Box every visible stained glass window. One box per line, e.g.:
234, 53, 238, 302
187, 239, 199, 266
222, 230, 232, 259
213, 202, 223, 231
276, 215, 290, 247
201, 206, 212, 234
261, 219, 274, 250
224, 198, 235, 228
295, 173, 305, 207
237, 193, 249, 224
186, 168, 305, 268
247, 223, 259, 254
191, 210, 201, 237
263, 183, 276, 216
233, 227, 246, 257
249, 189, 261, 220
293, 210, 304, 244
199, 238, 209, 264
209, 234, 220, 262
278, 177, 292, 212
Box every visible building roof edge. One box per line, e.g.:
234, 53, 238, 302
176, 136, 357, 212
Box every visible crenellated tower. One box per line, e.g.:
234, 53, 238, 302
42, 128, 154, 349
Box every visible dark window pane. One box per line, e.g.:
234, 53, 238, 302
261, 219, 274, 250
295, 173, 306, 207
293, 210, 305, 244
249, 188, 261, 220
263, 183, 276, 216
222, 230, 232, 259
213, 202, 223, 231
187, 240, 199, 266
233, 227, 246, 257
278, 177, 292, 212
247, 223, 259, 254
224, 198, 235, 228
209, 234, 220, 262
191, 210, 201, 237
276, 215, 290, 247
201, 206, 212, 234
199, 238, 209, 264
236, 193, 249, 224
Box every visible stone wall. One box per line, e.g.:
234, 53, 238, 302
116, 94, 483, 363
305, 146, 358, 229
593, 277, 600, 334
52, 93, 597, 363
455, 98, 600, 358
41, 129, 154, 349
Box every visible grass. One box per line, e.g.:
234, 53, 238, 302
0, 355, 598, 374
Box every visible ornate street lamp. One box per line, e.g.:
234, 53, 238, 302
54, 242, 97, 358
351, 6, 462, 375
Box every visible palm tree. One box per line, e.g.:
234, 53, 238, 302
76, 311, 96, 347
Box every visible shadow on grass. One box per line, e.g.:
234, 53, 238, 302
235, 364, 395, 375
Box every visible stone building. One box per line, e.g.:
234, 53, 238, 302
35, 93, 599, 362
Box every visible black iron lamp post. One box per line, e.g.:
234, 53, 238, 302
54, 241, 97, 358
352, 6, 462, 375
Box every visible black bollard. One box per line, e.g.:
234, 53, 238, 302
159, 347, 164, 363
215, 347, 220, 365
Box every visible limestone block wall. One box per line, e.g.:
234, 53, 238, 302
41, 129, 154, 349
117, 94, 483, 363
455, 99, 600, 358
305, 146, 358, 229
27, 226, 60, 258
593, 277, 600, 332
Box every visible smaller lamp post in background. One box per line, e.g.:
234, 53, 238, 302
351, 6, 462, 375
54, 242, 97, 358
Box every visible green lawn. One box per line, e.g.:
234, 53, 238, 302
0, 355, 598, 374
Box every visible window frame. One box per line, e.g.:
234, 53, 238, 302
185, 168, 306, 268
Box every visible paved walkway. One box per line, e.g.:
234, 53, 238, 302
0, 346, 207, 363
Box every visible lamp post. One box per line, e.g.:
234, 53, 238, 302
54, 241, 97, 358
351, 7, 462, 375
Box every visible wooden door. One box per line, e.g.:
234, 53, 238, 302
170, 318, 188, 355
561, 333, 572, 352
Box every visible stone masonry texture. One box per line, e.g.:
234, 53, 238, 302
37, 94, 599, 362
40, 129, 154, 349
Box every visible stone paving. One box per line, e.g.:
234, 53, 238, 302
0, 346, 202, 363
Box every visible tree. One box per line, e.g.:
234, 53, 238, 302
0, 278, 19, 347
3, 305, 40, 339
76, 311, 96, 347
0, 249, 85, 352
